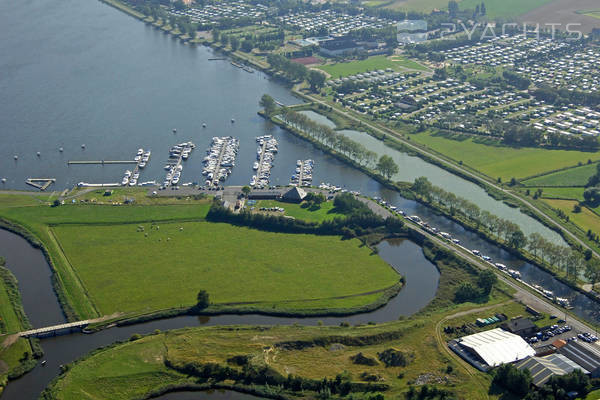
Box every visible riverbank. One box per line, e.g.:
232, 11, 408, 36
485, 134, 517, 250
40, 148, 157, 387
0, 266, 42, 395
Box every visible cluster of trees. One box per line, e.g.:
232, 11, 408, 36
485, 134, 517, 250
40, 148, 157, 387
502, 70, 531, 90
454, 270, 497, 302
528, 232, 590, 280
405, 384, 457, 400
213, 28, 285, 52
266, 53, 308, 82
281, 110, 399, 180
533, 85, 600, 108
206, 199, 405, 240
493, 363, 593, 400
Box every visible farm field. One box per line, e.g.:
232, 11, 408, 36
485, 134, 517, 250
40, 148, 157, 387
532, 187, 585, 201
52, 221, 400, 315
410, 131, 600, 181
459, 0, 554, 18
582, 10, 600, 19
544, 199, 600, 235
316, 55, 428, 79
254, 199, 344, 222
523, 163, 597, 187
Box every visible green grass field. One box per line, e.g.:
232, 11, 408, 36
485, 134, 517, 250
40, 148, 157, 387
255, 199, 344, 222
523, 163, 597, 187
410, 131, 600, 181
52, 221, 399, 315
384, 0, 552, 17
316, 55, 428, 79
544, 199, 600, 235
532, 187, 586, 201
581, 10, 600, 20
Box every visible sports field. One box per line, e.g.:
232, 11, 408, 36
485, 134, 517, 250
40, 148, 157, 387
52, 221, 399, 315
410, 131, 600, 181
523, 163, 597, 187
316, 56, 428, 79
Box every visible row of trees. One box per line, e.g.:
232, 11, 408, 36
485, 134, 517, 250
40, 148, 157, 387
411, 177, 594, 280
281, 109, 398, 180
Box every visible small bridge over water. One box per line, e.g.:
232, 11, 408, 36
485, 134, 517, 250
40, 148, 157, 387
18, 320, 91, 338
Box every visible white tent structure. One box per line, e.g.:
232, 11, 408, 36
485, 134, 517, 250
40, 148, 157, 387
457, 328, 536, 367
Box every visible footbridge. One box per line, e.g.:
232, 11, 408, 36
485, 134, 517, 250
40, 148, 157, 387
17, 320, 91, 338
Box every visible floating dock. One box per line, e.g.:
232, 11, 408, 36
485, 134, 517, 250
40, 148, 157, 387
202, 137, 239, 186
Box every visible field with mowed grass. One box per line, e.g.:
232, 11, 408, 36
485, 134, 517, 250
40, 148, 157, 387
458, 0, 554, 18
51, 221, 400, 315
316, 55, 428, 79
410, 131, 600, 181
544, 199, 600, 235
523, 163, 597, 187
532, 187, 585, 201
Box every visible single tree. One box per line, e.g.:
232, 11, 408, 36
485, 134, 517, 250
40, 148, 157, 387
376, 155, 399, 180
477, 270, 497, 295
307, 70, 326, 92
448, 0, 459, 17
259, 94, 277, 115
241, 185, 251, 197
196, 290, 210, 309
480, 2, 486, 15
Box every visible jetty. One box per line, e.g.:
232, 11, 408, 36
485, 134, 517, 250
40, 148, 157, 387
25, 178, 55, 191
68, 160, 137, 165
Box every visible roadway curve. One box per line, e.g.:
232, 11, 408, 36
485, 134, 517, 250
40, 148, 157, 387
298, 91, 600, 259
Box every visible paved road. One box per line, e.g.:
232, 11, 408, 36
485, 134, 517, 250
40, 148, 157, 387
299, 91, 600, 259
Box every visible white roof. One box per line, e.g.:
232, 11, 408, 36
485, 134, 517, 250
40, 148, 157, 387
458, 328, 535, 367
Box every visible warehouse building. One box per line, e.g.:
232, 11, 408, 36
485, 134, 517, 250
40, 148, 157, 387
516, 354, 588, 387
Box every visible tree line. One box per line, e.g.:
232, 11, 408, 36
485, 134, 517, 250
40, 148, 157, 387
281, 109, 398, 179
411, 177, 592, 280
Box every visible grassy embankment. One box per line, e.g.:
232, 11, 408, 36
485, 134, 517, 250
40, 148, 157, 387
0, 193, 401, 321
42, 239, 517, 400
0, 265, 36, 395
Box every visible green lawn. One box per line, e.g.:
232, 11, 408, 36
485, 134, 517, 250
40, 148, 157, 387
533, 187, 585, 201
523, 163, 597, 187
316, 55, 428, 79
52, 221, 399, 315
384, 0, 552, 17
410, 131, 600, 181
458, 0, 554, 18
254, 199, 344, 222
585, 389, 600, 399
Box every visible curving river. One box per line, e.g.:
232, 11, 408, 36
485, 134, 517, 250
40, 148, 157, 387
0, 0, 599, 399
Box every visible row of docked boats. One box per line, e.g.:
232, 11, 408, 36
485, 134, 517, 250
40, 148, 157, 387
372, 198, 574, 310
250, 135, 278, 188
202, 136, 239, 186
134, 148, 151, 168
163, 142, 195, 186
122, 148, 151, 186
290, 159, 314, 187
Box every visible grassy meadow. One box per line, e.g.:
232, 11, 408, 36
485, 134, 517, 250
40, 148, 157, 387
531, 187, 585, 201
52, 221, 399, 315
544, 199, 600, 235
523, 163, 597, 187
384, 0, 553, 17
410, 131, 600, 181
316, 55, 428, 79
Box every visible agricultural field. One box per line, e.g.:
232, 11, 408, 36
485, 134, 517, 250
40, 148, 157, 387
384, 0, 553, 17
254, 199, 344, 222
581, 10, 600, 19
522, 163, 597, 187
544, 199, 600, 235
530, 187, 585, 201
51, 220, 400, 316
410, 130, 600, 181
317, 55, 427, 79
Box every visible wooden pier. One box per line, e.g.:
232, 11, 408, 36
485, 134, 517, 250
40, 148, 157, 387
25, 178, 55, 191
68, 160, 137, 165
